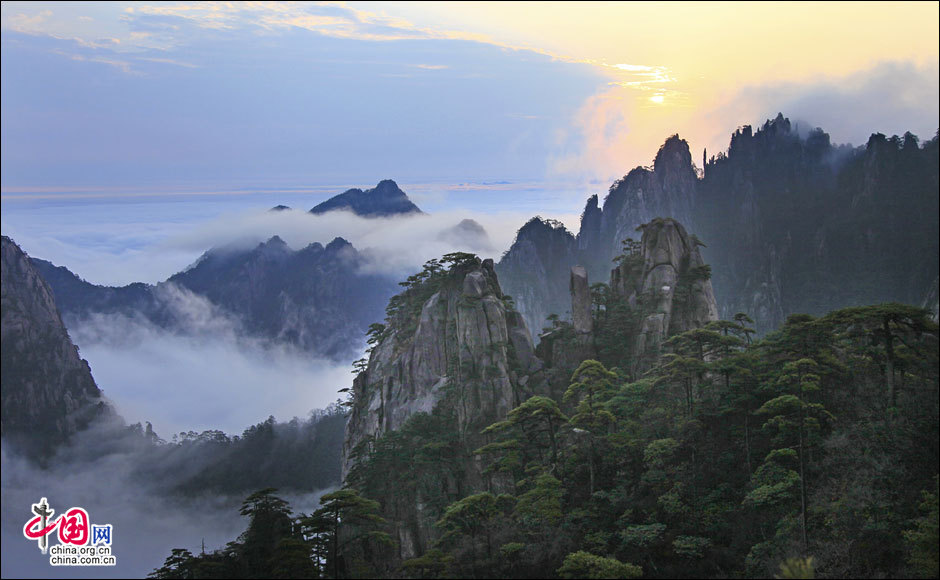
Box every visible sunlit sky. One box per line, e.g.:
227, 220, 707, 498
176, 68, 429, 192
2, 1, 937, 195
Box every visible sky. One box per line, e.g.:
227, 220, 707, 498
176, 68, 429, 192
1, 1, 937, 192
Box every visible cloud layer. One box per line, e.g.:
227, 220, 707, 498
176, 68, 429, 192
1, 438, 332, 579
70, 307, 355, 438
165, 206, 567, 278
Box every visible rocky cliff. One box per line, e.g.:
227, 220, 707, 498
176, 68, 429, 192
500, 116, 938, 337
1, 236, 109, 458
495, 217, 579, 335
590, 135, 697, 274
342, 254, 539, 558
343, 255, 537, 474
341, 224, 718, 564
497, 137, 700, 334
697, 115, 938, 333
610, 218, 719, 374
534, 218, 718, 380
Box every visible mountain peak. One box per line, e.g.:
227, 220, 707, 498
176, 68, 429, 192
653, 134, 693, 175
325, 237, 353, 252
374, 179, 400, 194
309, 180, 423, 217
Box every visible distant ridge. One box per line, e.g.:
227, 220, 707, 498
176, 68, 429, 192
309, 179, 423, 217
31, 235, 400, 361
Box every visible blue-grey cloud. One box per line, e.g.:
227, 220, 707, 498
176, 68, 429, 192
1, 14, 603, 189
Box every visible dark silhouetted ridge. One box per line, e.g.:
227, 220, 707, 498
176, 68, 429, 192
309, 179, 423, 217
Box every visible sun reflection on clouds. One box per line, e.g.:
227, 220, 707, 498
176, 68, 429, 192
1, 1, 937, 188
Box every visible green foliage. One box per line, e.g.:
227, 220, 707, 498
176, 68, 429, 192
150, 489, 305, 580
380, 253, 481, 344
903, 476, 940, 578
434, 492, 516, 576
148, 548, 196, 579
137, 406, 348, 497
672, 535, 712, 558
480, 395, 569, 480
619, 523, 666, 548
345, 407, 463, 553
612, 237, 642, 268
500, 542, 525, 557
436, 492, 516, 544
515, 474, 564, 530
557, 551, 642, 579
643, 438, 679, 467
337, 299, 938, 579
775, 556, 815, 579
400, 549, 454, 579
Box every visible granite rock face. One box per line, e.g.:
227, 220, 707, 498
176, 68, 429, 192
583, 135, 698, 282
610, 218, 719, 374
501, 118, 938, 337
343, 257, 535, 475
496, 217, 579, 336
342, 256, 537, 557
923, 277, 939, 322
570, 266, 593, 334
1, 236, 109, 458
499, 137, 700, 335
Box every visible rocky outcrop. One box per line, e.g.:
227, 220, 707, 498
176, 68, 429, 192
1, 236, 109, 458
341, 223, 717, 561
342, 256, 538, 558
496, 217, 579, 336
610, 218, 719, 374
570, 266, 593, 334
576, 194, 603, 254
533, 266, 597, 393
583, 134, 698, 281
924, 277, 939, 322
343, 257, 535, 475
696, 115, 939, 333
309, 179, 423, 217
499, 137, 701, 335
504, 117, 938, 338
